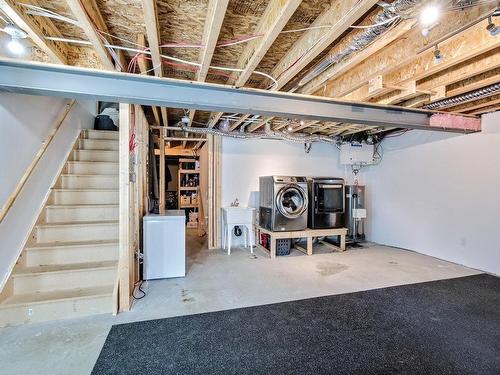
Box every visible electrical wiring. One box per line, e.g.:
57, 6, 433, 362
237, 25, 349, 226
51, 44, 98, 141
21, 3, 80, 26
216, 34, 264, 47
124, 44, 279, 87
133, 280, 146, 300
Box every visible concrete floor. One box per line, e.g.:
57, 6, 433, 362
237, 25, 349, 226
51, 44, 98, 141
0, 231, 480, 375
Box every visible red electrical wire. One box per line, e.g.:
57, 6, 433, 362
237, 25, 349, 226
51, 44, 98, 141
129, 105, 136, 152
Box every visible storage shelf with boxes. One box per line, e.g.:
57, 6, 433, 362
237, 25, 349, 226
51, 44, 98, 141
178, 158, 200, 228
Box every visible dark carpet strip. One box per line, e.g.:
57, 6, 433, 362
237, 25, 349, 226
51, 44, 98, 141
92, 274, 500, 375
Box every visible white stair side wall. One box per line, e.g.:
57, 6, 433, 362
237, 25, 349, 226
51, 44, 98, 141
0, 95, 96, 293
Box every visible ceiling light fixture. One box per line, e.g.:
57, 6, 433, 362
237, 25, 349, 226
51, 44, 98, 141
299, 120, 305, 126
219, 118, 230, 131
7, 37, 25, 55
287, 125, 294, 132
487, 16, 500, 37
420, 5, 440, 27
2, 24, 28, 56
433, 45, 443, 63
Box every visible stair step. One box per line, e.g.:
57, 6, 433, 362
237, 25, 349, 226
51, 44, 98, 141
79, 139, 119, 151
11, 261, 117, 294
0, 285, 114, 327
66, 161, 118, 175
24, 240, 118, 266
73, 149, 118, 162
35, 221, 119, 243
59, 174, 118, 189
50, 188, 119, 205
83, 129, 119, 140
45, 204, 118, 223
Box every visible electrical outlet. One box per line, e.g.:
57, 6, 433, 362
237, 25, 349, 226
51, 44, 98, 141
27, 308, 33, 316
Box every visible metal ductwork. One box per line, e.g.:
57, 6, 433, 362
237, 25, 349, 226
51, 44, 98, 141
423, 82, 500, 110
179, 123, 338, 146
297, 0, 421, 89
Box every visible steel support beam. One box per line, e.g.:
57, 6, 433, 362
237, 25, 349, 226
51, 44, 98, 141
0, 59, 475, 132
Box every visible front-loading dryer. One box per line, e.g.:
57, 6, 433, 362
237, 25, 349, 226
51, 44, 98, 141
259, 176, 308, 232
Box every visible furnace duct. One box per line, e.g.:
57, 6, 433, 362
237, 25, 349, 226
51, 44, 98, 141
297, 0, 422, 89
179, 123, 338, 145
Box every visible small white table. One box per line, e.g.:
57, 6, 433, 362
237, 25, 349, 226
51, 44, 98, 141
221, 206, 255, 255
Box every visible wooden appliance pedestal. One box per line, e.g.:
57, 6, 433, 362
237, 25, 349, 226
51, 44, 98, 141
256, 226, 348, 259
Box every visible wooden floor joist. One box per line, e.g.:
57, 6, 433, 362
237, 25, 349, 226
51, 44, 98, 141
319, 5, 498, 99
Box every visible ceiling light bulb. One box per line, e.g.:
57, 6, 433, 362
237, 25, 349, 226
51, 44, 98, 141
220, 118, 230, 131
7, 37, 25, 55
433, 48, 443, 63
299, 120, 305, 126
420, 5, 440, 27
287, 125, 293, 131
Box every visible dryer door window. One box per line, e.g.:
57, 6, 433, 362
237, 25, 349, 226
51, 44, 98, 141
276, 185, 308, 219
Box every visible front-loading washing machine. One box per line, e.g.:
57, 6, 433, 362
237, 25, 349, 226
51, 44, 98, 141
259, 176, 308, 232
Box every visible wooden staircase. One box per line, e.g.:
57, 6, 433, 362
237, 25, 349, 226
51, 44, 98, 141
0, 130, 119, 327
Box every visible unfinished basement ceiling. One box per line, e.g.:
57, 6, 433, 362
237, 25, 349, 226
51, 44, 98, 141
0, 0, 499, 147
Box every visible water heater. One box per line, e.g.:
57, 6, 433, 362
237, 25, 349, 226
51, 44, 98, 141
344, 185, 366, 242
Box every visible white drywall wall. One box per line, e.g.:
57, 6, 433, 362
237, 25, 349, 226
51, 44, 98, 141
221, 138, 362, 208
366, 112, 500, 275
0, 93, 95, 290
220, 138, 364, 246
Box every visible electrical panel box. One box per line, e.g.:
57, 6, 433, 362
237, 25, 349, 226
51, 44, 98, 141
340, 142, 374, 165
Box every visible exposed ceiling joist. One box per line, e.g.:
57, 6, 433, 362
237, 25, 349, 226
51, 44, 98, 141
197, 0, 229, 82
268, 0, 379, 91
188, 0, 229, 145
453, 95, 500, 113
320, 5, 498, 99
290, 120, 319, 133
447, 73, 500, 97
0, 0, 67, 64
65, 0, 115, 70
140, 4, 168, 126
229, 0, 302, 87
419, 49, 500, 91
344, 17, 500, 106
161, 107, 168, 127
300, 19, 416, 94
192, 141, 204, 151
209, 0, 301, 133
228, 114, 251, 131
208, 112, 223, 129
248, 117, 272, 132
469, 104, 500, 115
137, 33, 161, 126
141, 0, 162, 77
310, 122, 343, 134
0, 59, 476, 133
246, 0, 378, 133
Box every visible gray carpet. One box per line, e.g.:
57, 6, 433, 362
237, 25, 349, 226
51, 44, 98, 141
92, 274, 500, 375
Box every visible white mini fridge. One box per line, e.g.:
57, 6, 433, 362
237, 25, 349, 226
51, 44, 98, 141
143, 211, 186, 279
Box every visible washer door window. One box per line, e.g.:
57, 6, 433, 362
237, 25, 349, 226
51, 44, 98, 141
276, 185, 308, 219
